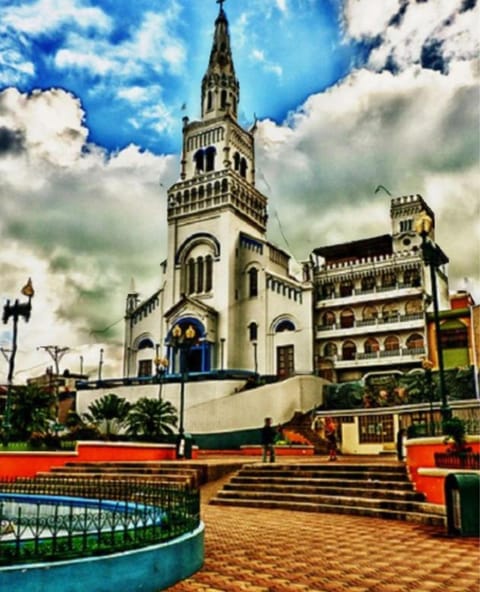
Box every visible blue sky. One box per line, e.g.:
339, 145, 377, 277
0, 0, 478, 379
3, 0, 358, 153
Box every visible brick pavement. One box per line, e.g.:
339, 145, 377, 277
166, 472, 480, 592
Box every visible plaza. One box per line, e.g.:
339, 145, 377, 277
167, 457, 480, 592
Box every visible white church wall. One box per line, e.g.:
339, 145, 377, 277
185, 375, 327, 434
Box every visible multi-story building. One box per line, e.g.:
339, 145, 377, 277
311, 194, 450, 384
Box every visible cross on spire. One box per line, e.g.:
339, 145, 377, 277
217, 0, 226, 10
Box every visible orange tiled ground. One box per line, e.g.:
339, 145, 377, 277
166, 475, 480, 592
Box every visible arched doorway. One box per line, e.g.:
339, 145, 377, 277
166, 318, 211, 373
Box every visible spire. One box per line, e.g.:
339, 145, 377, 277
201, 0, 239, 120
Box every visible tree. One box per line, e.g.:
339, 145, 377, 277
126, 398, 178, 441
6, 384, 56, 441
83, 393, 131, 439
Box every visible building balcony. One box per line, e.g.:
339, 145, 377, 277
316, 283, 423, 308
327, 347, 426, 369
316, 312, 425, 338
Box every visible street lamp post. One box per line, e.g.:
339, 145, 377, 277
421, 357, 435, 435
2, 278, 34, 445
168, 324, 197, 459
154, 344, 168, 401
416, 213, 451, 425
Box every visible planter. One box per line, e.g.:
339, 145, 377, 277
434, 451, 480, 470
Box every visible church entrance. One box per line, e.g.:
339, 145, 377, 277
166, 317, 211, 374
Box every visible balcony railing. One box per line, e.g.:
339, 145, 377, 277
317, 312, 424, 333
327, 347, 426, 367
317, 282, 421, 302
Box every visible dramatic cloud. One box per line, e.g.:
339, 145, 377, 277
0, 88, 177, 379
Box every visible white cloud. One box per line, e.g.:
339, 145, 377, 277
3, 0, 111, 34
257, 59, 480, 300
344, 0, 480, 72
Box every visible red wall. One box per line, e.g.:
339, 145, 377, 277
0, 441, 198, 479
406, 437, 480, 505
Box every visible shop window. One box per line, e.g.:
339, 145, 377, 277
441, 326, 468, 349
359, 414, 394, 443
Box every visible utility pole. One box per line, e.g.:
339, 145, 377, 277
37, 345, 70, 423
37, 345, 70, 377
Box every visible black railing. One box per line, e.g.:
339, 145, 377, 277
0, 478, 200, 566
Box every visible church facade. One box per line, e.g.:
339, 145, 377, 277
122, 4, 453, 391
123, 5, 313, 381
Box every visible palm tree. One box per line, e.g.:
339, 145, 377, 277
126, 398, 178, 442
7, 384, 56, 441
83, 393, 131, 439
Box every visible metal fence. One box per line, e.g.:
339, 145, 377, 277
0, 478, 200, 566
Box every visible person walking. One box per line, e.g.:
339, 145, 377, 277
325, 416, 338, 461
261, 417, 276, 463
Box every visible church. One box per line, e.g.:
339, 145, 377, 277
123, 3, 313, 381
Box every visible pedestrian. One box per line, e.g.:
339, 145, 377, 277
325, 416, 338, 461
396, 428, 406, 461
261, 417, 276, 462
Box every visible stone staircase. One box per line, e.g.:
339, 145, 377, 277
210, 462, 446, 526
42, 461, 205, 487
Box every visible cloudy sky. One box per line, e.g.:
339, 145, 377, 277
0, 0, 478, 382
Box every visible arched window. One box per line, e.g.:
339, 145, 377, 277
406, 333, 424, 351
196, 257, 204, 293
324, 342, 337, 358
221, 90, 227, 109
188, 258, 195, 294
240, 158, 247, 178
248, 268, 258, 298
233, 152, 240, 171
384, 336, 400, 351
194, 149, 204, 172
363, 305, 378, 320
249, 322, 258, 341
404, 268, 420, 287
405, 299, 423, 315
382, 271, 396, 289
382, 303, 399, 321
205, 147, 216, 172
364, 338, 379, 354
322, 311, 335, 327
340, 309, 355, 328
138, 338, 154, 350
361, 275, 375, 292
340, 280, 353, 297
205, 255, 213, 292
207, 91, 213, 110
342, 341, 356, 361
276, 320, 295, 332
